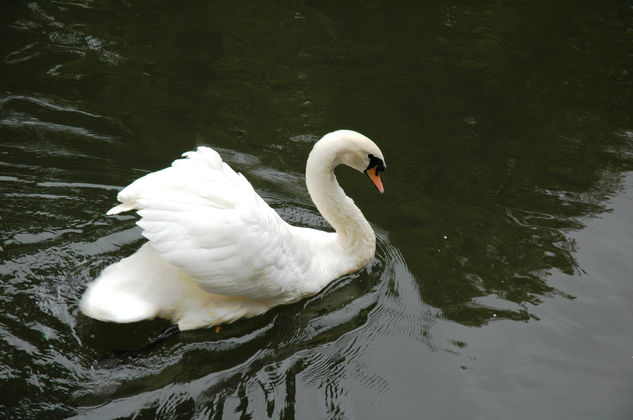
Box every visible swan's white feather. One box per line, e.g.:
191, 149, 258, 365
110, 147, 313, 302
81, 243, 271, 330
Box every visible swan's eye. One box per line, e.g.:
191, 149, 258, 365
367, 154, 385, 172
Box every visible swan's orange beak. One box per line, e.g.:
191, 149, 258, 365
365, 165, 384, 193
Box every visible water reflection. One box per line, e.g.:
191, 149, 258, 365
307, 0, 633, 327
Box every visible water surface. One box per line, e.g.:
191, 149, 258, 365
1, 1, 632, 418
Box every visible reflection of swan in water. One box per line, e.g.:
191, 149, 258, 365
80, 130, 386, 330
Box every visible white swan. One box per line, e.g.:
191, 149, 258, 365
80, 130, 386, 330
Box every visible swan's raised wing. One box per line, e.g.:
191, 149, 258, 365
108, 147, 311, 302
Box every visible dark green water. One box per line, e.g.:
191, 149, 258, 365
1, 1, 632, 418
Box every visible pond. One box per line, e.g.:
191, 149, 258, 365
1, 1, 632, 418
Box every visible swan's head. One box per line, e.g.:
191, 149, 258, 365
314, 129, 386, 193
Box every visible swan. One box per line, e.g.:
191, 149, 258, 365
80, 130, 386, 330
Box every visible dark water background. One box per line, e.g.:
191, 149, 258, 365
1, 1, 632, 418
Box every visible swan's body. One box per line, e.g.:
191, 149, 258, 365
80, 130, 385, 330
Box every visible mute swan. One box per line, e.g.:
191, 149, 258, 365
80, 130, 386, 330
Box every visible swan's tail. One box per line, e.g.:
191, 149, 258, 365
80, 243, 269, 330
80, 243, 188, 323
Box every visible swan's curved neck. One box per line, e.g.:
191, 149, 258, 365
305, 143, 376, 260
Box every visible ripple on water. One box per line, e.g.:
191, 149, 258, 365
0, 94, 125, 143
